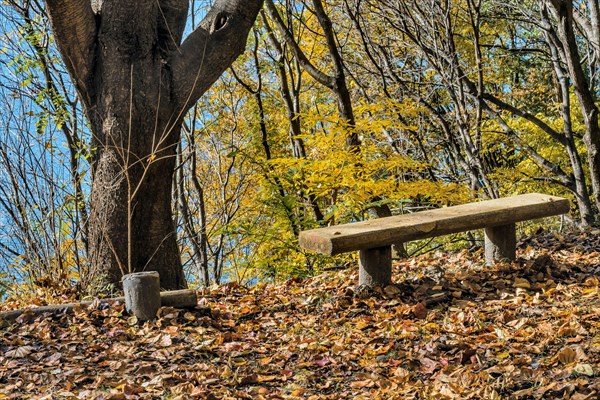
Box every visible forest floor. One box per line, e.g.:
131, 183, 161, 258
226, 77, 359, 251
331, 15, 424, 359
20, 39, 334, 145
1, 229, 599, 399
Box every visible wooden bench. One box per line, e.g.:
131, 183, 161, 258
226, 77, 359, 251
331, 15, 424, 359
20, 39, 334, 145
298, 193, 570, 287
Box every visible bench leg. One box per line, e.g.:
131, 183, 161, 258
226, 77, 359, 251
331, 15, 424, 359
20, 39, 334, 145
485, 224, 516, 265
359, 246, 392, 287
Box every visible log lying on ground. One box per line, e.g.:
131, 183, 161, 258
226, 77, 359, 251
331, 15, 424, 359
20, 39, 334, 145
0, 289, 198, 322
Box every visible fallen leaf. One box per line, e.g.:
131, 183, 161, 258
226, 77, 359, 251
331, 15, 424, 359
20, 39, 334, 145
384, 285, 402, 297
556, 347, 577, 365
514, 278, 531, 289
412, 302, 428, 319
419, 357, 437, 374
184, 312, 196, 321
5, 346, 35, 359
314, 356, 331, 367
158, 334, 172, 347
573, 363, 594, 376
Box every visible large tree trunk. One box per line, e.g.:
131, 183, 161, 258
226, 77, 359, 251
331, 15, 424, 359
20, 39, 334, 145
86, 2, 185, 288
44, 0, 264, 290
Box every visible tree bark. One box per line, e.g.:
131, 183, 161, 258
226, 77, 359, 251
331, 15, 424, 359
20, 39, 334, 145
547, 0, 600, 213
359, 246, 392, 287
85, 1, 188, 289
44, 0, 264, 290
541, 10, 595, 225
484, 224, 517, 265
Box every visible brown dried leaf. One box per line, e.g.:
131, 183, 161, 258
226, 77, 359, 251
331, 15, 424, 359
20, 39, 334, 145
556, 347, 577, 365
5, 345, 35, 358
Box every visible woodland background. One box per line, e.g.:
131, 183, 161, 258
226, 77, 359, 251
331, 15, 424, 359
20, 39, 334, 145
0, 0, 599, 303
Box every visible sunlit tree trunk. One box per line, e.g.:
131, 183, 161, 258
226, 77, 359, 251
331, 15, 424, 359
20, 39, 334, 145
546, 0, 600, 214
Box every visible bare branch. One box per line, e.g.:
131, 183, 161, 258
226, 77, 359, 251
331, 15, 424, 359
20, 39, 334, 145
481, 93, 568, 146
264, 0, 336, 89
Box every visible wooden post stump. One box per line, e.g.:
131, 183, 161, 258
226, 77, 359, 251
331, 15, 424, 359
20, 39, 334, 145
359, 246, 392, 287
484, 224, 516, 265
123, 271, 161, 321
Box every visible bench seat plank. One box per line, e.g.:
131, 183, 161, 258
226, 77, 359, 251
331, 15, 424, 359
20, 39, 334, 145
299, 193, 569, 256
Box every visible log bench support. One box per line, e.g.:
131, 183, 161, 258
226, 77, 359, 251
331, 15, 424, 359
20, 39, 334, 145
484, 224, 517, 265
358, 223, 518, 286
299, 193, 570, 288
359, 246, 392, 287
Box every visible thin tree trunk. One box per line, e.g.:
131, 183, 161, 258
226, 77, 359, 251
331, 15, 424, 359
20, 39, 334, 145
177, 138, 209, 286
543, 11, 595, 225
548, 0, 600, 213
262, 15, 325, 223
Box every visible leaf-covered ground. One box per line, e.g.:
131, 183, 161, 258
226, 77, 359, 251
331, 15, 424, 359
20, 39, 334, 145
1, 229, 599, 399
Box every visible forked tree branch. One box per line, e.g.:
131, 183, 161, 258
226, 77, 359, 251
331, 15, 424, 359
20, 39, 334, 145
264, 0, 336, 89
43, 0, 97, 106
170, 0, 264, 110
